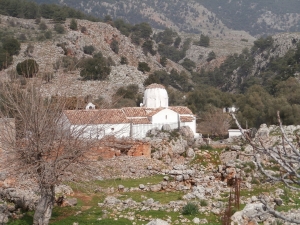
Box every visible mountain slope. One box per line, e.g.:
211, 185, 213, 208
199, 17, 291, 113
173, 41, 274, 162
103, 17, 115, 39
32, 0, 300, 36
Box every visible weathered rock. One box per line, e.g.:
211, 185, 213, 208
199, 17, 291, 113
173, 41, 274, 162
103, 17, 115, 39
63, 198, 78, 207
231, 203, 267, 225
55, 185, 74, 196
104, 196, 121, 205
192, 217, 200, 224
186, 148, 195, 158
150, 184, 162, 192
0, 188, 39, 211
256, 124, 269, 140
139, 184, 145, 190
162, 124, 171, 131
118, 185, 125, 191
274, 198, 283, 206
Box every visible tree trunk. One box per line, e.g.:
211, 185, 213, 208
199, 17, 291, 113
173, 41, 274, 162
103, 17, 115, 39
33, 186, 55, 225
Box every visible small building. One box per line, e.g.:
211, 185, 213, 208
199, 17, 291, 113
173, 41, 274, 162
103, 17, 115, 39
228, 129, 245, 138
63, 84, 198, 139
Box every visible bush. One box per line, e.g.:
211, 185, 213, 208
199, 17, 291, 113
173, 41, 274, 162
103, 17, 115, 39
70, 18, 78, 30
39, 21, 48, 30
207, 51, 216, 62
110, 39, 119, 54
0, 49, 13, 70
79, 55, 111, 80
44, 30, 52, 39
182, 202, 198, 215
16, 59, 39, 78
120, 56, 128, 65
198, 34, 210, 47
138, 62, 150, 73
2, 37, 21, 56
42, 72, 54, 83
160, 57, 167, 67
18, 33, 27, 41
37, 34, 46, 42
200, 199, 208, 207
81, 26, 87, 33
83, 45, 95, 55
181, 58, 196, 72
54, 24, 65, 34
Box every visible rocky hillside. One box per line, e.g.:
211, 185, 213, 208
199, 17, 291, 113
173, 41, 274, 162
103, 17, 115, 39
33, 0, 300, 36
33, 0, 253, 38
0, 14, 253, 102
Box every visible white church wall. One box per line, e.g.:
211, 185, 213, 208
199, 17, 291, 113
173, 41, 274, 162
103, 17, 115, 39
151, 109, 178, 124
72, 123, 130, 139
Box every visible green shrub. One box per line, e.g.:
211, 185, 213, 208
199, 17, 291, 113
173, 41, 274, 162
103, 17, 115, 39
207, 51, 216, 62
182, 202, 198, 215
37, 34, 46, 42
200, 199, 208, 207
0, 49, 13, 70
160, 57, 167, 67
110, 39, 119, 54
16, 59, 39, 78
81, 26, 87, 33
70, 18, 78, 30
54, 24, 65, 34
83, 45, 95, 55
138, 62, 150, 73
2, 37, 20, 56
39, 21, 48, 30
79, 55, 111, 80
44, 30, 52, 39
42, 72, 54, 83
120, 56, 128, 65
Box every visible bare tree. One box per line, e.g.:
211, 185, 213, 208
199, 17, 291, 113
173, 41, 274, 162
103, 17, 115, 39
0, 81, 97, 225
231, 111, 300, 224
199, 107, 231, 137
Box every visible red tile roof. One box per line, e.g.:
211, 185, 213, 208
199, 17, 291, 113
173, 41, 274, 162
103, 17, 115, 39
64, 109, 128, 125
122, 107, 147, 117
169, 106, 193, 115
64, 106, 194, 125
146, 108, 164, 116
180, 116, 194, 122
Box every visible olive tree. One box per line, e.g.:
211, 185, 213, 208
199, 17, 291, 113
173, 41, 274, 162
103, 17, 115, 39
0, 81, 97, 225
231, 111, 300, 224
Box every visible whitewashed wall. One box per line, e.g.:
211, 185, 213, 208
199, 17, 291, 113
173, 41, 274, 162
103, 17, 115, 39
151, 109, 178, 124
72, 123, 130, 139
228, 129, 243, 137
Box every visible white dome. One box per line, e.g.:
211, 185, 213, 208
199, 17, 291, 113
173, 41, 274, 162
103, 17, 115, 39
143, 84, 168, 108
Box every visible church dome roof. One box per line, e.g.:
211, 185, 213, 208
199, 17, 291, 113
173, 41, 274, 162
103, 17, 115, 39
146, 83, 166, 89
143, 83, 168, 108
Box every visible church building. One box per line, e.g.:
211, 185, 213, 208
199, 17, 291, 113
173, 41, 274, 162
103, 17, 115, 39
63, 84, 198, 139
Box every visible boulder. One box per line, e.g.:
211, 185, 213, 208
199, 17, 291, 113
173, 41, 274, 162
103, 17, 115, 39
55, 185, 74, 196
162, 124, 171, 131
104, 196, 121, 205
256, 124, 269, 140
150, 184, 162, 192
63, 198, 77, 207
231, 203, 267, 225
186, 148, 195, 158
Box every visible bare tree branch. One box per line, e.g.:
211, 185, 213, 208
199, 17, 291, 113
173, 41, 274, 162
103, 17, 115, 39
230, 112, 300, 223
